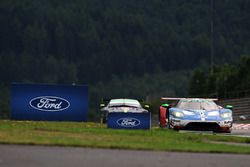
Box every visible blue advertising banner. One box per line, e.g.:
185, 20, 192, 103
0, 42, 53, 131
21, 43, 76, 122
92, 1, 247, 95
107, 112, 151, 129
11, 83, 88, 122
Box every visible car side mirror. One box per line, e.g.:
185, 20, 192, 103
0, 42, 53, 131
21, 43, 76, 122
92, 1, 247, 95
161, 103, 169, 108
144, 104, 150, 109
100, 103, 105, 108
226, 105, 233, 110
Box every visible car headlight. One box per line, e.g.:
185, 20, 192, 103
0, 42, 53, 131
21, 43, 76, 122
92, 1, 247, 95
220, 112, 232, 118
183, 110, 195, 115
208, 111, 219, 116
173, 111, 184, 118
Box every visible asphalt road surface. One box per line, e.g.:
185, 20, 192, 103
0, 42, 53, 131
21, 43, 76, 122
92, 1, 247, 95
0, 144, 250, 167
179, 128, 250, 138
179, 129, 250, 138
231, 129, 250, 137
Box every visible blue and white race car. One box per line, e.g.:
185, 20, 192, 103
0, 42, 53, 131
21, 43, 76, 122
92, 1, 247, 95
161, 98, 233, 133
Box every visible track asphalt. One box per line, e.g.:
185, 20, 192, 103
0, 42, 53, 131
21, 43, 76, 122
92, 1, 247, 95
0, 144, 250, 167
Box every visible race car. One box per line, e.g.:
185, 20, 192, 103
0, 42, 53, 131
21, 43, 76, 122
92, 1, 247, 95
160, 98, 233, 133
100, 98, 149, 123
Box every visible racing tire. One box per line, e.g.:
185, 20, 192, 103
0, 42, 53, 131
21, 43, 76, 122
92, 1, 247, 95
223, 129, 232, 133
213, 129, 232, 133
173, 127, 180, 131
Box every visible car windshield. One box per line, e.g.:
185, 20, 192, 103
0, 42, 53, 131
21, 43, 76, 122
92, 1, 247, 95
177, 99, 219, 111
108, 99, 141, 108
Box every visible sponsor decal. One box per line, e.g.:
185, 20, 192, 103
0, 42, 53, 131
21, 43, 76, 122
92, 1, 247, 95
29, 96, 70, 112
200, 111, 206, 121
117, 117, 141, 127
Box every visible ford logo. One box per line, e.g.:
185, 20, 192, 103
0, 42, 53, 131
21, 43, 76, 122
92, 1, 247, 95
29, 96, 70, 112
117, 118, 141, 127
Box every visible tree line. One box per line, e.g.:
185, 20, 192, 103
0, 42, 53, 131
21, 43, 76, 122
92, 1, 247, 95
1, 0, 250, 119
1, 0, 250, 85
189, 56, 250, 99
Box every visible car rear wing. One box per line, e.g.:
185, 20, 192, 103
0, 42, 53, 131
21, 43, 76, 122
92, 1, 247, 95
100, 98, 145, 102
161, 97, 218, 101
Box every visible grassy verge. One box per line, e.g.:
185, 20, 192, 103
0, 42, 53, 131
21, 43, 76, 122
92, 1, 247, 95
0, 120, 250, 154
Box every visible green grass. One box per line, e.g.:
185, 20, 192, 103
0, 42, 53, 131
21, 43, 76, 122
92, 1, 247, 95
0, 120, 250, 154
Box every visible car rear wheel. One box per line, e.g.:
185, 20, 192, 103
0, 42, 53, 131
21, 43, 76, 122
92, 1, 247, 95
224, 128, 232, 133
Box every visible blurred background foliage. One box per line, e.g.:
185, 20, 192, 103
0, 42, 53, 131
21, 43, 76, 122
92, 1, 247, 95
1, 0, 250, 120
189, 56, 250, 98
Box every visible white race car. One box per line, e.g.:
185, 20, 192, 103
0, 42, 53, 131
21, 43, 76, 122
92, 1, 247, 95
100, 98, 149, 123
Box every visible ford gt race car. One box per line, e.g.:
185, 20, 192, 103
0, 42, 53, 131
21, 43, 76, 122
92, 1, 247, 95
100, 98, 149, 123
160, 98, 233, 133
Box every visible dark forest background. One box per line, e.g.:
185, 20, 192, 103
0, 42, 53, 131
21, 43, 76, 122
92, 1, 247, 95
1, 0, 250, 119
